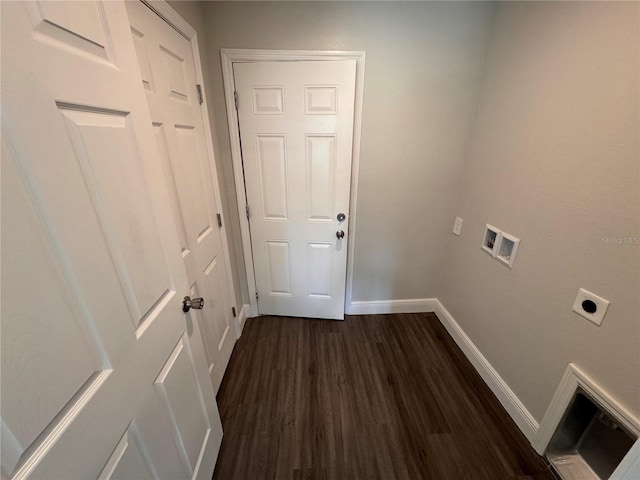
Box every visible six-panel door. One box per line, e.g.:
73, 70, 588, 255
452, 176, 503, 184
125, 0, 236, 393
1, 2, 222, 478
234, 61, 357, 320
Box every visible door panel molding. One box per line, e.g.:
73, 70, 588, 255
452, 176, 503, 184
221, 49, 366, 319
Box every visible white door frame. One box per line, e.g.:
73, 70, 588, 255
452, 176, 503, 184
221, 49, 366, 319
137, 1, 241, 337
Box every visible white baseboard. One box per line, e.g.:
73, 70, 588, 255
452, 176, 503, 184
236, 304, 250, 337
347, 298, 438, 315
433, 299, 539, 443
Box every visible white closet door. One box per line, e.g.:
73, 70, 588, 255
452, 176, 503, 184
126, 0, 236, 392
1, 2, 221, 478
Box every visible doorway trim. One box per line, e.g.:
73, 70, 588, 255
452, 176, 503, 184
221, 49, 366, 318
139, 1, 241, 337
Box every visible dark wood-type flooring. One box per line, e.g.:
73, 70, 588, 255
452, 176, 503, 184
213, 313, 556, 479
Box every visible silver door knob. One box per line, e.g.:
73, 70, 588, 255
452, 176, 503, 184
182, 296, 204, 312
336, 230, 345, 239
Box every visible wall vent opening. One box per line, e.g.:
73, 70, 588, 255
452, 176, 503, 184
536, 365, 640, 480
546, 387, 637, 479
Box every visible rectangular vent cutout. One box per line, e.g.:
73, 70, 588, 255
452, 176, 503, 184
547, 388, 637, 479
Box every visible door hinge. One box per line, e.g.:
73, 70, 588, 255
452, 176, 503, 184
216, 213, 223, 228
234, 91, 239, 110
255, 291, 259, 301
232, 307, 237, 317
245, 204, 250, 220
196, 84, 204, 105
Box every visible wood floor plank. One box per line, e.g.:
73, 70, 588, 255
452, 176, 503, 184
213, 313, 555, 480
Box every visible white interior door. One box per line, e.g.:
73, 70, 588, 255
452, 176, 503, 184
234, 60, 356, 320
1, 2, 222, 478
125, 1, 235, 393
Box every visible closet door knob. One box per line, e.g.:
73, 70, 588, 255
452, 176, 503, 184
182, 296, 204, 312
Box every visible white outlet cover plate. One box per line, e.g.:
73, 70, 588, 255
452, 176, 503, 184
572, 288, 610, 326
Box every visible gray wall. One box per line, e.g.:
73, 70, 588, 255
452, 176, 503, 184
168, 0, 639, 426
201, 1, 495, 304
438, 1, 640, 421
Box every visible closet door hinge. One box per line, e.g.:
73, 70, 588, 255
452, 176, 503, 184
216, 213, 223, 228
196, 84, 204, 105
255, 291, 259, 301
231, 307, 237, 317
234, 91, 239, 110
245, 204, 250, 220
